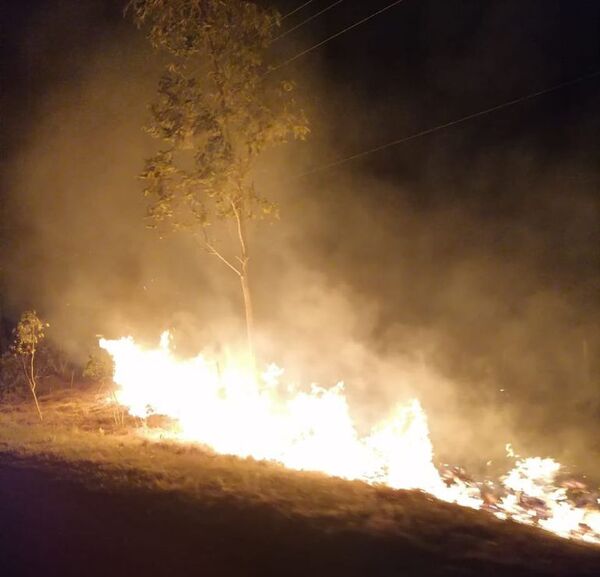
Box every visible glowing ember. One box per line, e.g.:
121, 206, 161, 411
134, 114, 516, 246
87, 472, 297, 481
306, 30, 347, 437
100, 332, 599, 545
496, 457, 600, 543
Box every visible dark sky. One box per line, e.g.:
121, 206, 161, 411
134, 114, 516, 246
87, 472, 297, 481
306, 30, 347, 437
1, 1, 599, 473
3, 1, 599, 160
277, 0, 600, 177
2, 1, 599, 194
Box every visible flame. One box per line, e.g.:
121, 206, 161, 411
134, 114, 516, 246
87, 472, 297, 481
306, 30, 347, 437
497, 457, 600, 542
100, 332, 599, 544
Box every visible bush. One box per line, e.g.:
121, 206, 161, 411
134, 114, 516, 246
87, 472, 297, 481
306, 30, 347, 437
38, 342, 77, 383
83, 349, 115, 384
0, 351, 27, 398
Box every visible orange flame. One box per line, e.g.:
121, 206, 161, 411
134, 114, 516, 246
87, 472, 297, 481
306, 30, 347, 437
100, 332, 599, 544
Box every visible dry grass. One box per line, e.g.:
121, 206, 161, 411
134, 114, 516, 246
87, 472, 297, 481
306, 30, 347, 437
1, 389, 599, 576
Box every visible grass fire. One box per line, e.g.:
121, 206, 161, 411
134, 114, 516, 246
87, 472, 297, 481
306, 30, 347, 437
99, 330, 600, 544
1, 1, 599, 576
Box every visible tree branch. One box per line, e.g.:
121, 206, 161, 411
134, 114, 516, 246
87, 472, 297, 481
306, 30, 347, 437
230, 198, 248, 264
198, 231, 242, 276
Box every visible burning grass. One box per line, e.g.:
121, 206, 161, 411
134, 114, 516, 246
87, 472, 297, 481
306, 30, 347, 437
96, 332, 600, 545
1, 390, 599, 576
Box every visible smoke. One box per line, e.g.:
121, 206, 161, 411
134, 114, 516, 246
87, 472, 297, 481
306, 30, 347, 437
2, 0, 599, 479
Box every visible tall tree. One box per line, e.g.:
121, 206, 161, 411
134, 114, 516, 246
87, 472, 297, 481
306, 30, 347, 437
128, 0, 309, 360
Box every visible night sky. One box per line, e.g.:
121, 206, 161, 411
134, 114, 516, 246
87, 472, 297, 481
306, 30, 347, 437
4, 2, 599, 170
1, 1, 599, 474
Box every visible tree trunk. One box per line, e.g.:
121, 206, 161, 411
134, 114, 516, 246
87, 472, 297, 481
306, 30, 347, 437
30, 385, 43, 422
240, 265, 254, 362
231, 199, 256, 366
27, 353, 43, 422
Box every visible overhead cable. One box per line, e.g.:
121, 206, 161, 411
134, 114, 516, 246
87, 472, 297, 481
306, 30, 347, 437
291, 70, 600, 180
281, 0, 319, 21
271, 0, 407, 72
275, 0, 345, 42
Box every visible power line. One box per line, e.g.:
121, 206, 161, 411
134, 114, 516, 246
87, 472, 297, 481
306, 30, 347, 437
275, 0, 345, 42
271, 0, 407, 72
291, 70, 600, 180
281, 0, 319, 22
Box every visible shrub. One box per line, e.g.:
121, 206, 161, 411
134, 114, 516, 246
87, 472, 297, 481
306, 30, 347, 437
83, 349, 115, 384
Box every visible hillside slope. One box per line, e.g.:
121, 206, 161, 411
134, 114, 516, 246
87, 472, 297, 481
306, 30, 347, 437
0, 396, 599, 576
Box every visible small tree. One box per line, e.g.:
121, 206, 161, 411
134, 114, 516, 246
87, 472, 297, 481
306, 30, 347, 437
11, 310, 48, 421
129, 0, 309, 360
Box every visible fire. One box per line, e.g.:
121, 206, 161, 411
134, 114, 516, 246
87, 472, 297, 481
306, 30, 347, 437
100, 332, 600, 545
496, 457, 600, 541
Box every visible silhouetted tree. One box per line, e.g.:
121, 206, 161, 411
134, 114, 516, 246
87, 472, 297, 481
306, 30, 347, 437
129, 0, 309, 360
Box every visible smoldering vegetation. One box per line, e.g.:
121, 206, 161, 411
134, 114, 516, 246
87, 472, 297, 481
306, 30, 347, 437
1, 1, 598, 478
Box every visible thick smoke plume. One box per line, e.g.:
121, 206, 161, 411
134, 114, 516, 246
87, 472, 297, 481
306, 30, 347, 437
2, 0, 598, 479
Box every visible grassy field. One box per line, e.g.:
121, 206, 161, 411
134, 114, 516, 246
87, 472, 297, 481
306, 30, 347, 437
1, 389, 599, 576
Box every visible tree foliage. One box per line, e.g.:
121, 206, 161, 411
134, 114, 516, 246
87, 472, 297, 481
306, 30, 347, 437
129, 0, 309, 230
128, 0, 309, 358
11, 311, 46, 358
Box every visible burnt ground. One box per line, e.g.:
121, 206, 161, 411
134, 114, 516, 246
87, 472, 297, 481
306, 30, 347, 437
1, 453, 599, 577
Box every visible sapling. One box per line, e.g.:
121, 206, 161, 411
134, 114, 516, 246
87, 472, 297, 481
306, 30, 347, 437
11, 310, 48, 421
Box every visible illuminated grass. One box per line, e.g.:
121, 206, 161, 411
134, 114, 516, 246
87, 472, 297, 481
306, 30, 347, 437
0, 391, 599, 576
